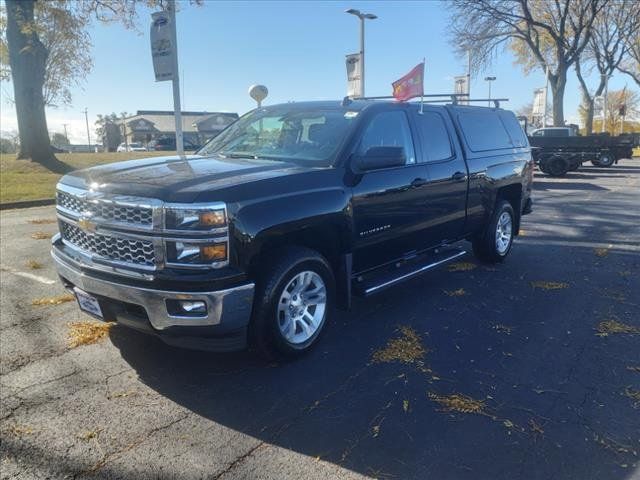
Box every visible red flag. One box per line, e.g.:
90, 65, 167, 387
392, 62, 425, 102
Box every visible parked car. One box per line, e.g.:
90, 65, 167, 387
52, 100, 533, 359
148, 137, 201, 152
116, 142, 147, 152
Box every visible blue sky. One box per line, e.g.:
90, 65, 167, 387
0, 0, 634, 142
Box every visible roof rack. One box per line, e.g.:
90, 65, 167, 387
342, 94, 509, 108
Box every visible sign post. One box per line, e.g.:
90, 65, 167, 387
150, 0, 183, 156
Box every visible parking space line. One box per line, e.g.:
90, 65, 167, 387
0, 265, 56, 285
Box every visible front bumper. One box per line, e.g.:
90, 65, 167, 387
52, 245, 255, 351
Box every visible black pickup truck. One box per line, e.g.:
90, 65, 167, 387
52, 100, 533, 358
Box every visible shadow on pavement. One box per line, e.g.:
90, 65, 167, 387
533, 181, 609, 191
110, 238, 640, 480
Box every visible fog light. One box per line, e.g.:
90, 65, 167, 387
179, 301, 207, 313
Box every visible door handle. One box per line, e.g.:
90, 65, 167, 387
411, 178, 428, 187
452, 171, 467, 182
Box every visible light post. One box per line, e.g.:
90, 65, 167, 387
83, 108, 91, 152
601, 73, 611, 133
484, 76, 496, 106
345, 8, 377, 98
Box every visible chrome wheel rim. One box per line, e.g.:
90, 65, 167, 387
495, 211, 513, 255
277, 271, 326, 345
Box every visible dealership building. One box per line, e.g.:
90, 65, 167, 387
123, 110, 238, 146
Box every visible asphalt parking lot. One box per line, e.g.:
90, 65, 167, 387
1, 159, 639, 480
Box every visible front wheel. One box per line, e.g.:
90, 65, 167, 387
250, 247, 335, 360
472, 200, 515, 263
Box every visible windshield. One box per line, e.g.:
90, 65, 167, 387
197, 106, 358, 165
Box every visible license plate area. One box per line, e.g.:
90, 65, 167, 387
74, 287, 103, 319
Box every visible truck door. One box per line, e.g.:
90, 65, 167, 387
350, 109, 432, 273
411, 107, 468, 245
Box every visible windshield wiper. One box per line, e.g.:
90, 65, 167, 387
218, 152, 289, 162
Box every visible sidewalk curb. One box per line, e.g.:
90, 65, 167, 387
0, 198, 56, 211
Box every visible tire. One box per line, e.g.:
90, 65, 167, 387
472, 200, 515, 263
546, 155, 569, 176
249, 246, 335, 360
568, 158, 581, 171
597, 152, 614, 167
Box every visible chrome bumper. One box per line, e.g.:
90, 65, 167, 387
52, 247, 254, 331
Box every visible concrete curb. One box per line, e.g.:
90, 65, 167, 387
0, 198, 56, 211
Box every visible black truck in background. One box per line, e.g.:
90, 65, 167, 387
52, 100, 533, 359
525, 125, 638, 176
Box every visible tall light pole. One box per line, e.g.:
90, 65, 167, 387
62, 123, 69, 143
484, 76, 496, 106
345, 8, 377, 98
83, 108, 91, 152
601, 73, 611, 133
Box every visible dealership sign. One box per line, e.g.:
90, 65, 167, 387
150, 11, 174, 82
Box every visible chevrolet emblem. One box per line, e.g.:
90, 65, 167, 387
78, 217, 97, 233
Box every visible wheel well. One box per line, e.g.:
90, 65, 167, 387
248, 226, 351, 310
249, 226, 345, 277
496, 184, 522, 234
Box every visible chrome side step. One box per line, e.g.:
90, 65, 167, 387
354, 250, 467, 297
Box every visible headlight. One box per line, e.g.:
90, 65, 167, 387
166, 206, 226, 230
167, 240, 228, 265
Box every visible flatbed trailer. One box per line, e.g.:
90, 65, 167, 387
529, 133, 637, 176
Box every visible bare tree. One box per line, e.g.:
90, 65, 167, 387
618, 11, 640, 86
2, 0, 200, 171
448, 0, 607, 126
574, 0, 639, 134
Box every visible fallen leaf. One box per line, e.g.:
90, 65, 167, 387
372, 425, 380, 437
403, 400, 410, 412
32, 294, 75, 306
31, 232, 52, 240
444, 288, 466, 297
595, 320, 639, 337
594, 247, 610, 258
67, 321, 114, 348
493, 324, 513, 334
624, 387, 640, 408
6, 425, 34, 436
530, 281, 569, 290
26, 259, 43, 270
447, 262, 477, 272
28, 219, 56, 225
372, 326, 427, 364
503, 420, 514, 428
427, 392, 487, 415
529, 419, 545, 435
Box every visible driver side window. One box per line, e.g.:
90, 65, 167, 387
358, 111, 416, 164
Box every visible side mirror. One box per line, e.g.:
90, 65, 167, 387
354, 146, 406, 171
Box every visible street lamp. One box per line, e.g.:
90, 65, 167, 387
484, 76, 496, 106
345, 8, 377, 98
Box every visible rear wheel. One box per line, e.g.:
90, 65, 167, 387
472, 200, 515, 263
596, 152, 614, 167
250, 247, 334, 360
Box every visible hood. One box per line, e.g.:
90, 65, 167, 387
58, 154, 311, 203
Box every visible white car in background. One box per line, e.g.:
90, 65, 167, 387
117, 142, 147, 152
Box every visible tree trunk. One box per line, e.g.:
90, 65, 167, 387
548, 68, 567, 127
6, 0, 70, 173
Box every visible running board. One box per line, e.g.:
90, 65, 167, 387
353, 249, 467, 297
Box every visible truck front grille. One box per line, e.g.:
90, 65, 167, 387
60, 222, 155, 267
57, 191, 153, 226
